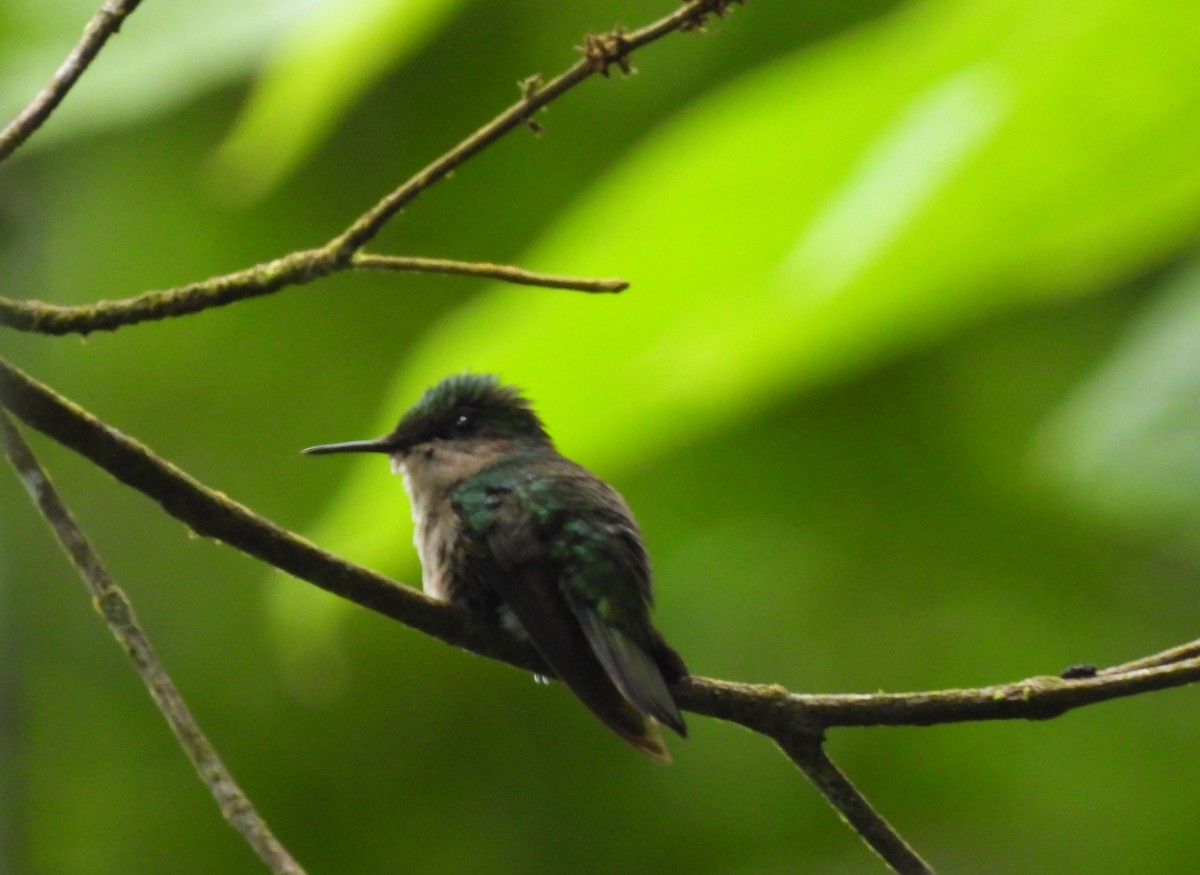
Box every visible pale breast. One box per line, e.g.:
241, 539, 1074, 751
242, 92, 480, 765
398, 448, 468, 604
412, 495, 456, 602
395, 439, 511, 605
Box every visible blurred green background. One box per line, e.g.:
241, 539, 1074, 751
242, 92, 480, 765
3, 0, 1200, 872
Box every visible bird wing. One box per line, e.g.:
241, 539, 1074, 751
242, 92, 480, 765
453, 460, 683, 757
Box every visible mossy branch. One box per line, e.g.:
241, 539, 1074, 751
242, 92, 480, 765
0, 250, 625, 335
0, 0, 743, 336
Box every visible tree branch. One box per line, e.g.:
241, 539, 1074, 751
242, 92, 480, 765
4, 354, 1198, 742
0, 0, 146, 163
0, 408, 305, 875
778, 734, 935, 875
1100, 639, 1200, 675
5, 4, 1190, 868
0, 250, 331, 334
678, 655, 1200, 735
0, 0, 742, 336
0, 248, 623, 334
0, 354, 538, 670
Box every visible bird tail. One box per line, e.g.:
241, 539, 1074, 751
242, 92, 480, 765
489, 566, 683, 760
568, 604, 687, 740
544, 648, 676, 762
623, 719, 671, 763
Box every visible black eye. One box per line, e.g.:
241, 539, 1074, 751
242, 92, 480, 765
452, 413, 473, 435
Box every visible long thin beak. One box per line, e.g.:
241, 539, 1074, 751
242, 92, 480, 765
301, 438, 393, 456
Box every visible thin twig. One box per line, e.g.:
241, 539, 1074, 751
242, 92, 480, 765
0, 408, 306, 875
778, 734, 935, 875
4, 355, 1199, 740
1100, 639, 1200, 675
330, 0, 746, 257
352, 253, 627, 292
0, 0, 146, 163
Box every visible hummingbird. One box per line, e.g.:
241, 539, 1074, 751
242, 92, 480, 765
302, 373, 688, 760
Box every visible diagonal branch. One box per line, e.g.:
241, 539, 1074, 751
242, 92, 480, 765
778, 734, 935, 875
0, 408, 305, 875
0, 0, 146, 163
4, 354, 1199, 742
329, 0, 747, 257
0, 354, 539, 671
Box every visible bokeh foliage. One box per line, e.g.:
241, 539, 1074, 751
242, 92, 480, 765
3, 0, 1200, 872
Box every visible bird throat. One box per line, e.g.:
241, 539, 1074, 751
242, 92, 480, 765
391, 440, 506, 604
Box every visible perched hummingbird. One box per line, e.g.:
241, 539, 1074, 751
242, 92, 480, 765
302, 373, 688, 760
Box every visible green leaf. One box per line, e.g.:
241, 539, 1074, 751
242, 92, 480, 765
210, 0, 466, 200
303, 0, 1200, 578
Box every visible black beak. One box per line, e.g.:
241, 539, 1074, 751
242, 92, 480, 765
301, 438, 393, 456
